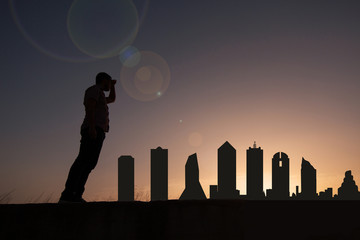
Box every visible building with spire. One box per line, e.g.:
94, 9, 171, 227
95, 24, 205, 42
246, 141, 264, 199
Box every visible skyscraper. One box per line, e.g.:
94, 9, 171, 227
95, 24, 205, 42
247, 141, 264, 199
216, 141, 239, 199
301, 158, 317, 199
179, 153, 207, 200
151, 147, 168, 201
272, 152, 289, 199
337, 170, 360, 200
118, 155, 134, 201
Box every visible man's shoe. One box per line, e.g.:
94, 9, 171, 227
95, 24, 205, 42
58, 197, 87, 203
76, 198, 87, 203
58, 199, 73, 204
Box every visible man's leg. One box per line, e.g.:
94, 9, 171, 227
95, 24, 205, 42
74, 127, 105, 199
60, 127, 105, 201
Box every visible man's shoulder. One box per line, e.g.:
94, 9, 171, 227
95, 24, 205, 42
85, 85, 104, 95
84, 84, 105, 103
85, 84, 100, 92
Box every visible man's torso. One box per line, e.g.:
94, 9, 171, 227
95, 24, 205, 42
81, 85, 109, 132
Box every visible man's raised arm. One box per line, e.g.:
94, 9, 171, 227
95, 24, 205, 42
106, 80, 116, 104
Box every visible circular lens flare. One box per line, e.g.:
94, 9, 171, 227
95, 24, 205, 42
134, 66, 163, 94
119, 46, 141, 67
135, 66, 152, 81
67, 0, 139, 58
9, 0, 94, 62
120, 51, 171, 102
132, 0, 150, 27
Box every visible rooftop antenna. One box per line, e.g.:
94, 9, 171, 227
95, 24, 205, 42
253, 141, 257, 148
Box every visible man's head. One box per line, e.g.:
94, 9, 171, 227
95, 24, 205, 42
96, 72, 112, 91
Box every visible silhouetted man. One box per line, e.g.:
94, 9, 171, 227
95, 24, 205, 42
59, 72, 116, 203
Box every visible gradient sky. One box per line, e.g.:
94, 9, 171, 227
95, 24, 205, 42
1, 0, 360, 203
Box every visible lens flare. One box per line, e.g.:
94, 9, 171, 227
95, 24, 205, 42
120, 51, 171, 102
134, 66, 163, 94
9, 0, 94, 62
67, 0, 139, 58
135, 66, 152, 81
119, 46, 141, 67
132, 0, 150, 27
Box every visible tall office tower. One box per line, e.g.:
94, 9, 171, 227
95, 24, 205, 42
217, 141, 239, 199
301, 158, 317, 199
179, 153, 206, 200
151, 147, 168, 201
272, 152, 290, 199
118, 155, 134, 202
246, 141, 264, 199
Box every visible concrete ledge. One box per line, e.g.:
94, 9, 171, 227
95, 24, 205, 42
1, 200, 360, 240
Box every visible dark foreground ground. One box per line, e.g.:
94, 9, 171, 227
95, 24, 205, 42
1, 200, 360, 240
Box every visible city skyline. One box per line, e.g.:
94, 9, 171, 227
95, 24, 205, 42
118, 141, 360, 201
1, 1, 360, 203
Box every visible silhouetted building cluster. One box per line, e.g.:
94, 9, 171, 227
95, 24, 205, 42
318, 188, 333, 200
118, 142, 360, 201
